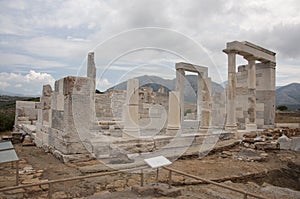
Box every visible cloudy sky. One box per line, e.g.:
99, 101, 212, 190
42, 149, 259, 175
0, 0, 299, 96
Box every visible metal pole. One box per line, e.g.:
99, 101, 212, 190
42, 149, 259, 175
156, 168, 159, 185
48, 183, 52, 199
163, 167, 267, 199
168, 170, 172, 189
16, 161, 19, 186
140, 169, 144, 187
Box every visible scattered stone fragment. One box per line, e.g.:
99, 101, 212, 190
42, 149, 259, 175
51, 191, 68, 199
132, 183, 181, 197
21, 178, 41, 184
290, 137, 300, 152
277, 134, 291, 150
23, 165, 33, 171
156, 184, 181, 197
132, 184, 155, 195
243, 132, 257, 138
4, 188, 26, 195
243, 138, 255, 143
22, 135, 35, 146
254, 136, 265, 142
243, 142, 250, 148
255, 141, 279, 150
236, 149, 266, 162
220, 151, 232, 158
261, 184, 300, 199
106, 179, 125, 191
90, 190, 110, 198
25, 186, 43, 192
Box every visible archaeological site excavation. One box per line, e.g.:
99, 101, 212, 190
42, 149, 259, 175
0, 40, 299, 199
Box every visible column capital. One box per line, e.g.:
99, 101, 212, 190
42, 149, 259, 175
267, 61, 276, 67
244, 55, 256, 62
177, 68, 185, 71
222, 49, 238, 55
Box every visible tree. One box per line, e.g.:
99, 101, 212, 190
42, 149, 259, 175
276, 105, 288, 111
0, 111, 14, 132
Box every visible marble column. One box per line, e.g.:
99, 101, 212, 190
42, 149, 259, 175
87, 52, 96, 80
200, 77, 212, 129
246, 57, 257, 131
87, 52, 96, 127
167, 91, 181, 130
197, 73, 203, 121
225, 52, 237, 131
176, 68, 185, 122
123, 79, 140, 138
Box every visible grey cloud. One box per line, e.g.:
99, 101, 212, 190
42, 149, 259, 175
241, 23, 300, 60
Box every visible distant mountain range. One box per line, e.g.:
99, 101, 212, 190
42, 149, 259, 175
276, 83, 300, 110
110, 75, 300, 110
110, 75, 224, 103
1, 75, 299, 110
0, 90, 25, 97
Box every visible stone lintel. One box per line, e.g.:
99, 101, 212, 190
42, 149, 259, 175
223, 41, 276, 63
256, 62, 276, 69
175, 62, 208, 77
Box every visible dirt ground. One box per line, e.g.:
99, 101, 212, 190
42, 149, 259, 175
1, 140, 300, 199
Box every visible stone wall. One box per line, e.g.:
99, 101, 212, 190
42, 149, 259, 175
35, 84, 53, 148
211, 91, 226, 127
95, 93, 113, 119
95, 90, 126, 121
15, 101, 39, 126
236, 62, 275, 129
13, 100, 39, 142
256, 62, 276, 127
35, 76, 95, 162
95, 88, 168, 121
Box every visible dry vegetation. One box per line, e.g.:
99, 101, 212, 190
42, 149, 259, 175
275, 111, 300, 123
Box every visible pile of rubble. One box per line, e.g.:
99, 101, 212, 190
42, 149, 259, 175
242, 127, 300, 151
1, 159, 48, 199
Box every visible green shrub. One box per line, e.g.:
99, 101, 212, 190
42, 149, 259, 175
0, 111, 15, 132
276, 105, 288, 111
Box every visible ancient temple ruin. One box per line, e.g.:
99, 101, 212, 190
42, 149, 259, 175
13, 41, 277, 163
223, 41, 276, 132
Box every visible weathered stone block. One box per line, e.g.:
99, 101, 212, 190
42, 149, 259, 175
49, 136, 88, 154
290, 137, 300, 152
16, 101, 36, 109
243, 132, 257, 138
42, 109, 50, 123
54, 78, 64, 93
278, 135, 291, 150
67, 94, 95, 132
51, 93, 64, 111
255, 141, 279, 150
34, 135, 43, 147
51, 110, 64, 130
18, 121, 32, 125
63, 76, 94, 96
42, 84, 52, 97
35, 102, 42, 109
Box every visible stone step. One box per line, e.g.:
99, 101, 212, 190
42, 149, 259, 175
86, 134, 235, 166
